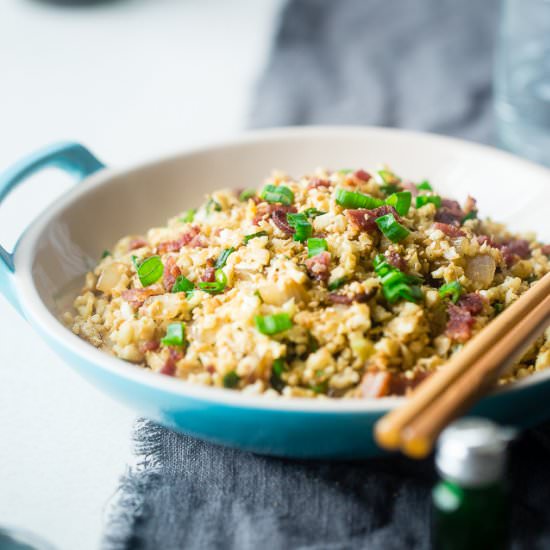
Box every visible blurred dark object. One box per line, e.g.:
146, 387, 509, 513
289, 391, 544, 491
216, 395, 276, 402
251, 0, 498, 144
32, 0, 124, 6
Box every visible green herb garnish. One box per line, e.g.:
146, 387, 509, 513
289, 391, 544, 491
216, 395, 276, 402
416, 195, 442, 209
375, 214, 411, 242
172, 275, 194, 295
179, 209, 196, 223
198, 269, 227, 294
328, 277, 347, 291
243, 231, 268, 244
287, 212, 313, 242
215, 247, 235, 269
239, 188, 256, 202
385, 191, 412, 216
205, 198, 222, 214
270, 358, 287, 392
416, 180, 433, 191
223, 371, 240, 388
101, 250, 111, 259
462, 211, 477, 223
304, 207, 326, 218
438, 281, 462, 304
335, 188, 384, 209
373, 254, 422, 304
254, 313, 293, 335
307, 238, 328, 258
260, 184, 294, 206
135, 256, 164, 287
161, 322, 186, 347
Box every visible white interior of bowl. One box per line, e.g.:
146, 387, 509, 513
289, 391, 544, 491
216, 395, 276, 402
12, 127, 550, 411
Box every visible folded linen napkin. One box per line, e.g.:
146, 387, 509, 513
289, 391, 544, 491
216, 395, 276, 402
103, 1, 550, 548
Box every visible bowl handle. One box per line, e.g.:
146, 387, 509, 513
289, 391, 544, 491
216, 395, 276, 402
0, 142, 105, 313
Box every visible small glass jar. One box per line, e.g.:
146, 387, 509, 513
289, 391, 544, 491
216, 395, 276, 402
431, 418, 514, 550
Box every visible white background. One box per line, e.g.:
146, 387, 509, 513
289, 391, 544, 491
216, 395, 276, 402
0, 1, 284, 548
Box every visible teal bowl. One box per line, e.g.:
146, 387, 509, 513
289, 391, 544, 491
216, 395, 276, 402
2, 127, 550, 459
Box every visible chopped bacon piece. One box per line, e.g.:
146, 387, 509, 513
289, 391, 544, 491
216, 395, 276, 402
128, 238, 148, 251
458, 293, 484, 315
205, 364, 216, 374
384, 250, 407, 271
346, 205, 401, 233
446, 304, 476, 343
353, 169, 371, 182
477, 235, 498, 249
160, 347, 184, 376
388, 371, 431, 396
360, 370, 431, 398
328, 288, 377, 305
121, 285, 163, 308
541, 244, 550, 255
307, 178, 331, 190
328, 293, 353, 304
433, 222, 465, 238
401, 181, 419, 197
445, 293, 484, 342
163, 256, 181, 292
253, 203, 296, 226
140, 340, 160, 353
156, 226, 206, 254
305, 251, 331, 282
202, 266, 216, 283
435, 199, 465, 226
501, 239, 531, 266
271, 205, 298, 235
361, 372, 392, 398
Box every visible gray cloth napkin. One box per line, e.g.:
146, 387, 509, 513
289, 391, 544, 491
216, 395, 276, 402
102, 1, 550, 548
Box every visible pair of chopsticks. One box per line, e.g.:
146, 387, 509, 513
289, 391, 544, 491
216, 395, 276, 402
375, 271, 550, 459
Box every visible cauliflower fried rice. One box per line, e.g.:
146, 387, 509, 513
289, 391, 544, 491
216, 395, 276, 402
63, 168, 550, 398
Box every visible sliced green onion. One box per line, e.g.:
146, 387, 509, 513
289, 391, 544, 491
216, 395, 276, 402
287, 213, 313, 242
385, 191, 412, 216
161, 322, 185, 347
462, 211, 477, 223
101, 250, 111, 259
373, 254, 422, 304
335, 188, 384, 209
304, 207, 326, 218
136, 256, 164, 286
378, 170, 401, 195
205, 198, 222, 214
215, 247, 235, 269
438, 281, 462, 304
327, 277, 346, 291
239, 188, 256, 202
416, 180, 433, 191
260, 184, 294, 206
270, 358, 286, 392
493, 302, 504, 314
223, 371, 240, 388
179, 209, 196, 223
375, 214, 410, 242
416, 195, 442, 209
254, 313, 293, 335
338, 169, 353, 174
310, 380, 329, 394
172, 275, 194, 294
198, 269, 227, 294
243, 230, 268, 244
307, 238, 328, 258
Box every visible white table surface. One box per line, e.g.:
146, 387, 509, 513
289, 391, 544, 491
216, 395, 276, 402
0, 1, 283, 548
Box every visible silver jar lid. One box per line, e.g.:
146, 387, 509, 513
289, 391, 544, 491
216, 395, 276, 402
435, 418, 515, 488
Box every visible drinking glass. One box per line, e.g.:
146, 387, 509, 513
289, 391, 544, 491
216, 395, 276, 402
494, 0, 550, 166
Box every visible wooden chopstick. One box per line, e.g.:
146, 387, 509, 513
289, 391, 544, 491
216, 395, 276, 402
375, 271, 550, 455
402, 293, 550, 458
